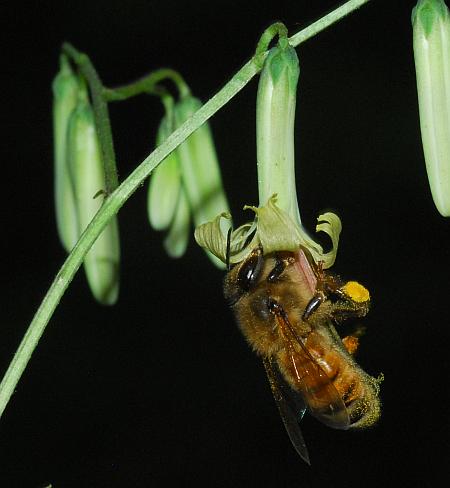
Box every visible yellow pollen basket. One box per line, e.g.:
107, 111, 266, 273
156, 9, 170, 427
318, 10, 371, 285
342, 281, 370, 303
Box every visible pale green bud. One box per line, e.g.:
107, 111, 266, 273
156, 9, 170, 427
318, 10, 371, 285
174, 96, 230, 226
175, 95, 230, 268
412, 0, 450, 216
52, 55, 79, 252
163, 187, 190, 258
148, 115, 182, 230
67, 86, 120, 304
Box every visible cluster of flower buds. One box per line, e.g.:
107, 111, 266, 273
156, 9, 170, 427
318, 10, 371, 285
148, 93, 230, 268
413, 0, 450, 216
52, 56, 120, 304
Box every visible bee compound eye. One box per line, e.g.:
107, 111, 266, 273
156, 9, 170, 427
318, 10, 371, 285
248, 294, 272, 322
237, 251, 263, 291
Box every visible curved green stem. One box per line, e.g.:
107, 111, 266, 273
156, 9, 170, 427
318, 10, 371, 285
104, 68, 190, 101
255, 22, 289, 61
0, 0, 372, 419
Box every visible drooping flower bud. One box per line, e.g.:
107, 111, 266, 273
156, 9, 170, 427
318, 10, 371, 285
174, 95, 230, 268
148, 114, 182, 231
174, 96, 230, 227
412, 0, 450, 216
52, 55, 79, 252
148, 93, 229, 266
147, 101, 190, 259
67, 84, 120, 305
163, 188, 190, 258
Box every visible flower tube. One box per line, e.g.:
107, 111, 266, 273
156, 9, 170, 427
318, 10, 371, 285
195, 41, 341, 269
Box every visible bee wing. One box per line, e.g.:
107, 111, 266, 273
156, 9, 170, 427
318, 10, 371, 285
274, 312, 350, 430
263, 357, 310, 465
285, 338, 350, 430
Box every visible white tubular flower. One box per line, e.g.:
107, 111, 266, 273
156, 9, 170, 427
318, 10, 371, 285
195, 41, 341, 269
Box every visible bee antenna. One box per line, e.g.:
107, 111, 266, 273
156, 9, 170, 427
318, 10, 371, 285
226, 227, 232, 271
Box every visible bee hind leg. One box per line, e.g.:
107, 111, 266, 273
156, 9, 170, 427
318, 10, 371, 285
330, 294, 370, 323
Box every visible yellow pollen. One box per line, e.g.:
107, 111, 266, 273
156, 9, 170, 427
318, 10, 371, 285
342, 281, 370, 303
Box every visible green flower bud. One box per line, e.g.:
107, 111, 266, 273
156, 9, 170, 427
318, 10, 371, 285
412, 0, 450, 216
174, 95, 230, 268
52, 55, 79, 252
148, 114, 182, 231
163, 187, 190, 258
67, 85, 120, 305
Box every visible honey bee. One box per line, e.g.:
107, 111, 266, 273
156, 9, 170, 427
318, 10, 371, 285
224, 247, 381, 464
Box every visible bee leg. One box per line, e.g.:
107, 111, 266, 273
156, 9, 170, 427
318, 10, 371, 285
332, 280, 370, 320
315, 261, 344, 293
331, 299, 370, 321
302, 292, 325, 321
267, 254, 293, 283
302, 262, 340, 320
342, 335, 359, 355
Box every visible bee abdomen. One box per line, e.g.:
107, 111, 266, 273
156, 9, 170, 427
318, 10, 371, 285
333, 362, 381, 428
315, 345, 381, 428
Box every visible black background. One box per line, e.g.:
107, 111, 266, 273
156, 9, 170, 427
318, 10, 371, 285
2, 0, 449, 486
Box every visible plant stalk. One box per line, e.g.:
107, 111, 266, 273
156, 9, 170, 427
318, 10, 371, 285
0, 0, 372, 419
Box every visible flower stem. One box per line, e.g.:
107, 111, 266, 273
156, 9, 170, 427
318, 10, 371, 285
289, 0, 372, 47
103, 69, 190, 101
0, 0, 373, 419
62, 43, 119, 195
255, 22, 289, 59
